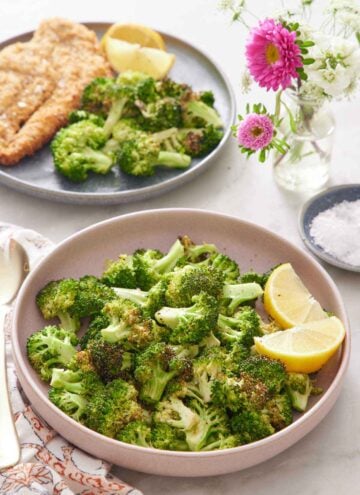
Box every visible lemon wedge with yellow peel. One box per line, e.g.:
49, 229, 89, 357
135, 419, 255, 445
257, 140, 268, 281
264, 263, 327, 329
254, 316, 346, 373
101, 23, 166, 50
105, 37, 175, 79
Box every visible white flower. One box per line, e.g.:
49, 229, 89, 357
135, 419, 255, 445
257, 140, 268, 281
305, 36, 360, 98
240, 70, 252, 94
325, 0, 360, 35
299, 81, 326, 105
218, 0, 235, 10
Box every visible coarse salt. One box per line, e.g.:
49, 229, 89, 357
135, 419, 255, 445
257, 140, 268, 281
309, 199, 360, 267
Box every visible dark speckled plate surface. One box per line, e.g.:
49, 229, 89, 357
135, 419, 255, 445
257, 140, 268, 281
299, 184, 360, 272
0, 23, 235, 205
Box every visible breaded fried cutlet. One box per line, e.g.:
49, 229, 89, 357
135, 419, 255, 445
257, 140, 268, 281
0, 18, 112, 166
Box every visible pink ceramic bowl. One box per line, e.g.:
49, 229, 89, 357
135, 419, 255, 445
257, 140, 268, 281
12, 209, 350, 477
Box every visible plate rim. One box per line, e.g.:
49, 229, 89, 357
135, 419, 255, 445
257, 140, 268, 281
12, 208, 351, 465
0, 23, 236, 205
298, 183, 360, 273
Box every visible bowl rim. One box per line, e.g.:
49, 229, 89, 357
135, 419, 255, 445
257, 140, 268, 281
298, 183, 360, 273
12, 208, 351, 459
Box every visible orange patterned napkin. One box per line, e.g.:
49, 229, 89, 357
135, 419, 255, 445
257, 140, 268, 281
0, 224, 142, 495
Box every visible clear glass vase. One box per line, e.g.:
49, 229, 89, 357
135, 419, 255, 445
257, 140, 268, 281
273, 91, 335, 193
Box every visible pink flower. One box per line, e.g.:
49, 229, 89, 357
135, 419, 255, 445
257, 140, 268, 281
246, 19, 302, 91
237, 113, 274, 150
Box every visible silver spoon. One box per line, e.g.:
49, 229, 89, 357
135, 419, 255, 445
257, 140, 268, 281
0, 238, 29, 469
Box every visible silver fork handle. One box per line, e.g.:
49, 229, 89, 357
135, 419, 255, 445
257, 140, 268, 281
0, 306, 20, 469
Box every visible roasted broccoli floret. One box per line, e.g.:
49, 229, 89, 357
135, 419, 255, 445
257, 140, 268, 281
100, 298, 152, 348
187, 347, 226, 403
114, 279, 167, 318
81, 76, 141, 137
27, 326, 78, 382
48, 387, 88, 422
221, 282, 263, 315
154, 396, 199, 432
264, 393, 293, 430
240, 268, 273, 289
179, 235, 218, 262
165, 264, 224, 307
87, 338, 134, 382
85, 378, 145, 438
51, 120, 115, 182
68, 349, 96, 373
151, 126, 222, 158
230, 410, 275, 444
117, 70, 158, 104
179, 126, 223, 157
117, 129, 191, 177
185, 399, 231, 451
133, 239, 184, 290
117, 420, 152, 447
37, 277, 115, 331
79, 314, 110, 349
155, 78, 192, 99
68, 110, 105, 126
155, 292, 219, 345
134, 342, 192, 404
286, 372, 322, 412
101, 254, 137, 288
199, 253, 240, 283
182, 99, 223, 129
212, 373, 269, 412
204, 433, 241, 451
216, 307, 261, 347
50, 367, 99, 394
111, 118, 141, 142
238, 356, 287, 395
155, 397, 230, 451
151, 422, 189, 450
75, 276, 116, 318
199, 90, 215, 107
224, 339, 252, 372
48, 364, 103, 422
36, 279, 81, 333
81, 77, 116, 115
136, 97, 183, 132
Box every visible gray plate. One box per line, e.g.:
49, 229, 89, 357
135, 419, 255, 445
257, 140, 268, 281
0, 23, 235, 205
299, 183, 360, 272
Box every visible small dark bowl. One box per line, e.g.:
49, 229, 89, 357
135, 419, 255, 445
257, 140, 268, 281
299, 184, 360, 273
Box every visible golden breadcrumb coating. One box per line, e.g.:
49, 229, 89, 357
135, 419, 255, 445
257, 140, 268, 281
0, 18, 112, 166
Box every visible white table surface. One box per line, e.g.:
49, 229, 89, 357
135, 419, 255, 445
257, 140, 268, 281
1, 0, 359, 493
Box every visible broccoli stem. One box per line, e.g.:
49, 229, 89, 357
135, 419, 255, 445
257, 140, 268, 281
104, 99, 127, 136
153, 239, 185, 274
165, 398, 200, 431
155, 306, 186, 329
101, 321, 131, 343
186, 101, 223, 128
223, 283, 263, 313
58, 312, 80, 334
50, 369, 83, 394
113, 288, 148, 306
152, 128, 179, 142
80, 149, 114, 173
156, 151, 191, 169
140, 365, 177, 404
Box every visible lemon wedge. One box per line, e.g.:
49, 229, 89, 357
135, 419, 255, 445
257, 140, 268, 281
264, 263, 327, 329
105, 37, 175, 79
101, 23, 166, 50
254, 316, 346, 373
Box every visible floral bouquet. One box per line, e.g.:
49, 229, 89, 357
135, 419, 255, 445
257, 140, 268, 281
220, 0, 360, 188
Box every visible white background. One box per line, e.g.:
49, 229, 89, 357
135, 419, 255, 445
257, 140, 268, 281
0, 1, 359, 493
